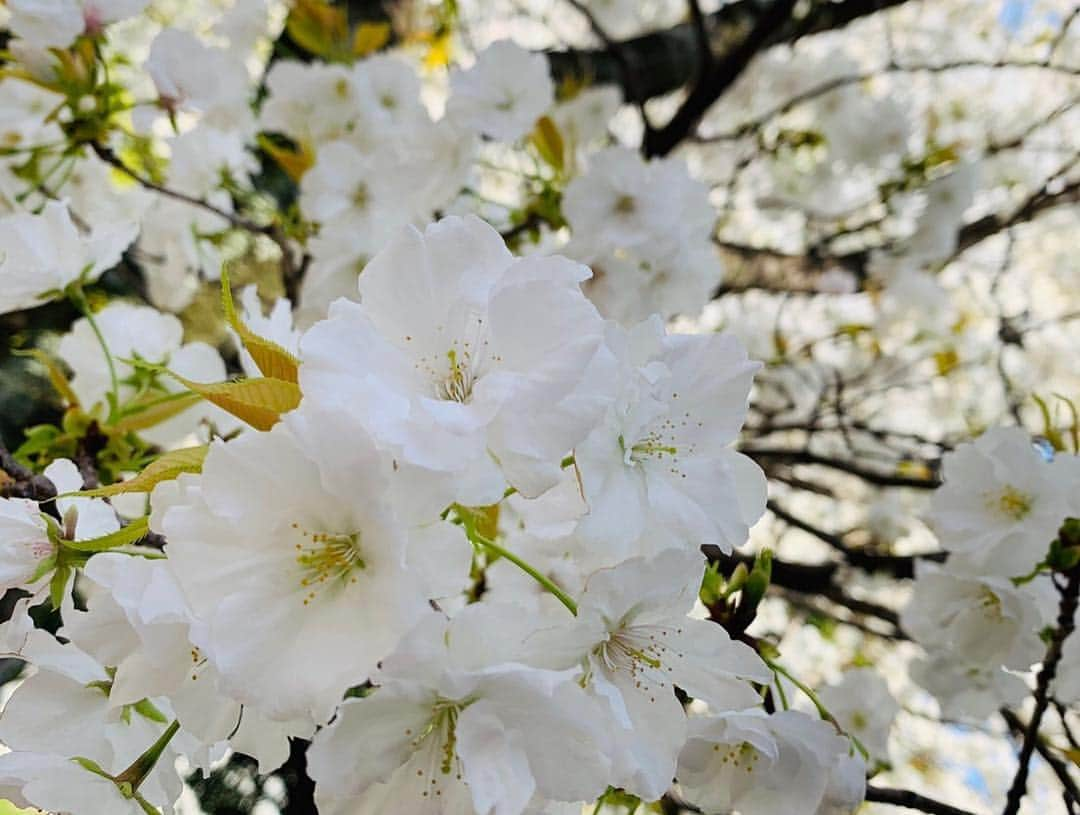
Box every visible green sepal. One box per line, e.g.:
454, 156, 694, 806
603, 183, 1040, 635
27, 551, 58, 586
72, 756, 112, 779
49, 564, 72, 610
131, 698, 169, 724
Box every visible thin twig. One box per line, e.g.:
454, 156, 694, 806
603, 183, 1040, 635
89, 141, 297, 282
1001, 707, 1080, 811
1002, 566, 1080, 815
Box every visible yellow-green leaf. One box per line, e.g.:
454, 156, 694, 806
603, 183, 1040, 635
221, 268, 300, 384
286, 0, 350, 59
112, 392, 203, 433
169, 375, 301, 431
530, 115, 565, 173
353, 21, 391, 56
75, 446, 208, 498
15, 348, 79, 407
257, 134, 314, 182
64, 516, 151, 553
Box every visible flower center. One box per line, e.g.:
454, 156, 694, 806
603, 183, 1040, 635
714, 741, 762, 773
990, 486, 1032, 521
352, 183, 370, 211
979, 586, 1004, 619
614, 194, 637, 215
406, 701, 465, 800
292, 523, 365, 605
593, 623, 682, 702
437, 348, 476, 403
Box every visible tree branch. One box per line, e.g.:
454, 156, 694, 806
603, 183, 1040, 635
1003, 565, 1080, 815
766, 499, 944, 579
0, 446, 56, 503
546, 0, 917, 107
866, 785, 978, 815
744, 446, 941, 490
89, 141, 299, 283
1001, 707, 1080, 813
643, 0, 799, 157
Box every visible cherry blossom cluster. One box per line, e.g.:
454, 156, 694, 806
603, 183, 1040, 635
903, 429, 1080, 718
0, 210, 871, 814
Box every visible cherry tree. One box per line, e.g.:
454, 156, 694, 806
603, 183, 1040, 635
0, 1, 1078, 814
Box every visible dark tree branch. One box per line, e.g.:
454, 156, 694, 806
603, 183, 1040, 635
0, 446, 56, 503
744, 446, 941, 490
866, 785, 978, 815
89, 141, 300, 284
546, 0, 917, 114
643, 0, 799, 157
1003, 566, 1080, 815
1001, 707, 1080, 813
766, 499, 943, 579
686, 0, 713, 79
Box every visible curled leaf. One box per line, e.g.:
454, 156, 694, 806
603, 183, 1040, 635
64, 516, 151, 553
530, 115, 565, 174
168, 374, 301, 431
221, 268, 300, 384
14, 348, 79, 407
73, 446, 208, 498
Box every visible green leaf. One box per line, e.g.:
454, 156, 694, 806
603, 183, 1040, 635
131, 698, 169, 724
14, 348, 79, 407
63, 516, 150, 553
72, 446, 207, 498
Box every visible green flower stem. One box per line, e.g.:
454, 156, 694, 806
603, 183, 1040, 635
69, 281, 120, 421
472, 532, 577, 616
764, 656, 869, 760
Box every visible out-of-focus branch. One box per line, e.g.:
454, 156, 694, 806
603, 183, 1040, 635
715, 157, 1080, 294
89, 141, 299, 285
766, 499, 944, 579
0, 446, 56, 503
866, 785, 978, 815
744, 446, 941, 490
546, 0, 917, 107
643, 0, 799, 157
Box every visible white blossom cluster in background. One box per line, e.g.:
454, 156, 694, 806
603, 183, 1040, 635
0, 0, 1077, 814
